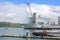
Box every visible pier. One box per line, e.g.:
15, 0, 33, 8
0, 35, 60, 40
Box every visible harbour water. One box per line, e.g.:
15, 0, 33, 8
0, 27, 26, 35
0, 37, 46, 40
0, 27, 57, 40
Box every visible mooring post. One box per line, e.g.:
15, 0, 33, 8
26, 30, 29, 40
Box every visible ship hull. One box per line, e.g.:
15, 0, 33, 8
32, 32, 47, 36
32, 31, 60, 37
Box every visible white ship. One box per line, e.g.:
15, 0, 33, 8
24, 2, 60, 37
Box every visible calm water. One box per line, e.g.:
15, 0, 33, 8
0, 27, 26, 35
0, 27, 55, 40
0, 37, 46, 40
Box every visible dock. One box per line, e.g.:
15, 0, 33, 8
0, 35, 60, 40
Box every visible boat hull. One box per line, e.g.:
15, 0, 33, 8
32, 32, 47, 36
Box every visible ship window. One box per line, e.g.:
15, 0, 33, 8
38, 22, 44, 25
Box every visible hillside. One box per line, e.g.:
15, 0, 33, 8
0, 22, 25, 28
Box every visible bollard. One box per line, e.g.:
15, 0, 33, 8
26, 30, 28, 40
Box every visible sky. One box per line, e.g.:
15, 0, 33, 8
0, 0, 60, 23
0, 0, 60, 6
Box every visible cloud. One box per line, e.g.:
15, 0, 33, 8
6, 13, 16, 19
27, 4, 60, 23
0, 2, 28, 23
0, 2, 60, 23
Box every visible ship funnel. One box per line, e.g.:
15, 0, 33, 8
58, 17, 60, 25
32, 13, 36, 24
